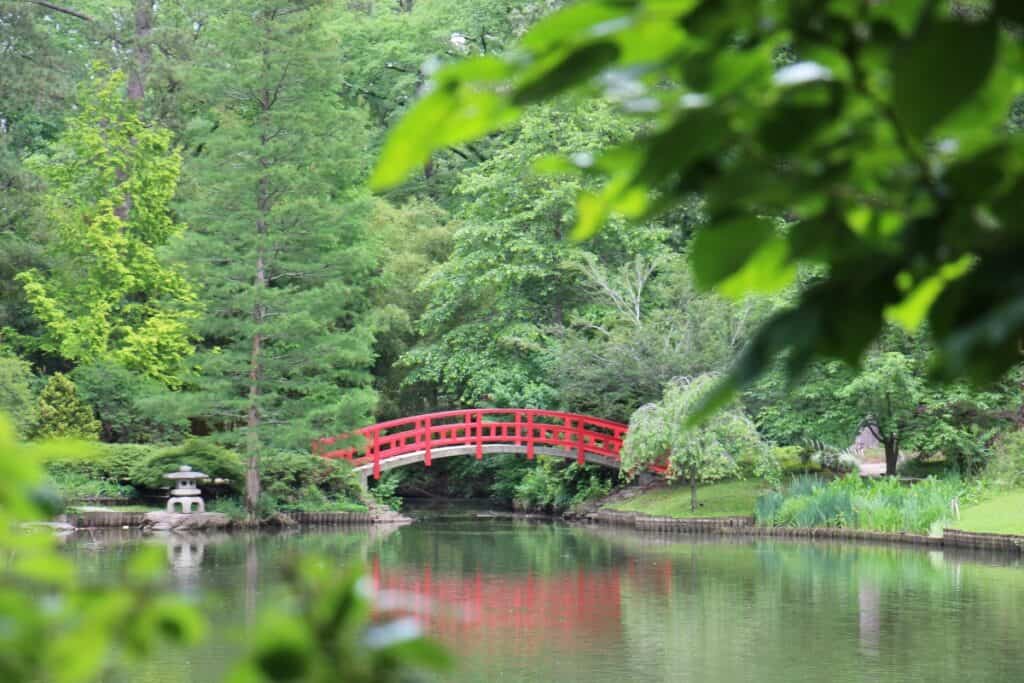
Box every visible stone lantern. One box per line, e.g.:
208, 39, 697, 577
165, 465, 207, 513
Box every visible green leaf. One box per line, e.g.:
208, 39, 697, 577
371, 87, 518, 190
995, 0, 1024, 23
689, 217, 778, 290
891, 19, 999, 139
513, 42, 621, 105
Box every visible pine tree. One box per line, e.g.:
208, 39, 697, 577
182, 0, 378, 517
32, 373, 100, 441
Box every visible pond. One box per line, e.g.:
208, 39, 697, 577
65, 517, 1024, 682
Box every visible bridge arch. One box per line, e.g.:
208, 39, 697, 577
312, 408, 663, 482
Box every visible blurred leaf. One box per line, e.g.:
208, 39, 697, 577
513, 42, 621, 105
892, 19, 998, 138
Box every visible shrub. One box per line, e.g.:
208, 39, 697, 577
44, 443, 156, 481
512, 458, 614, 512
32, 373, 100, 440
984, 430, 1024, 488
897, 456, 954, 478
207, 497, 247, 521
776, 445, 822, 475
130, 440, 245, 492
261, 450, 365, 511
368, 473, 402, 511
0, 353, 36, 439
71, 361, 188, 443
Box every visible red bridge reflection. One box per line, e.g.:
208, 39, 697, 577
370, 556, 677, 651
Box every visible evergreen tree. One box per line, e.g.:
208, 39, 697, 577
32, 372, 100, 441
15, 70, 196, 385
182, 0, 378, 516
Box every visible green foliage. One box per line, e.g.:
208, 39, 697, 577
511, 457, 613, 512
402, 100, 655, 408
374, 0, 1024, 413
44, 442, 159, 501
130, 440, 244, 492
180, 0, 377, 461
16, 70, 196, 385
230, 560, 450, 683
71, 360, 189, 443
206, 496, 247, 521
260, 451, 365, 513
0, 351, 36, 438
0, 415, 204, 681
369, 473, 403, 512
48, 470, 136, 502
622, 374, 768, 489
983, 430, 1024, 488
757, 474, 962, 534
552, 252, 777, 422
750, 330, 1021, 476
32, 372, 100, 441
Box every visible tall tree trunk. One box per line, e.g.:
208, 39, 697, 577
245, 35, 273, 520
246, 175, 269, 519
127, 0, 153, 101
883, 437, 899, 476
114, 1, 153, 222
690, 476, 698, 512
245, 268, 263, 519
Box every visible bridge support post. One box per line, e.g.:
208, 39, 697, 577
576, 418, 585, 465
475, 411, 483, 460
526, 412, 534, 460
423, 417, 432, 467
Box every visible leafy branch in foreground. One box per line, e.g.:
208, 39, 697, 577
0, 413, 449, 683
372, 1, 1024, 415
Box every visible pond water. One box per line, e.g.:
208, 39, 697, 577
66, 517, 1024, 682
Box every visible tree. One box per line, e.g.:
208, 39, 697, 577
837, 352, 923, 476
32, 372, 100, 440
372, 1, 1024, 414
16, 70, 196, 385
621, 374, 768, 511
553, 252, 775, 421
181, 0, 378, 517
71, 360, 188, 443
402, 100, 661, 408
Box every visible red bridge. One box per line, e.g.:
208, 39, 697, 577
312, 408, 664, 481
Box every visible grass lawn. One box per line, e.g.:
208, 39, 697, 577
953, 489, 1024, 536
607, 479, 766, 518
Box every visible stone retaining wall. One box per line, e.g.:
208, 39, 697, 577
287, 511, 377, 525
60, 510, 382, 528
943, 528, 1024, 554
586, 509, 1024, 553
61, 511, 148, 528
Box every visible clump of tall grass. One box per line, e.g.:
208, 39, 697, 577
755, 474, 961, 535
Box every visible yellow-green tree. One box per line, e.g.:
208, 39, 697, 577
17, 70, 196, 386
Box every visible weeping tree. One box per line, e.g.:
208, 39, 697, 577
621, 374, 769, 511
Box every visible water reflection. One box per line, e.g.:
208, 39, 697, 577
63, 521, 1024, 683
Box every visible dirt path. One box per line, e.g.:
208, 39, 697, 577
859, 461, 887, 477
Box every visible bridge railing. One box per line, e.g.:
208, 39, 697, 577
312, 408, 634, 479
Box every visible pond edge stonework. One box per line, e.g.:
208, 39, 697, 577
584, 509, 1024, 555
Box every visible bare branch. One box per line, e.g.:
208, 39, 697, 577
25, 1, 93, 21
